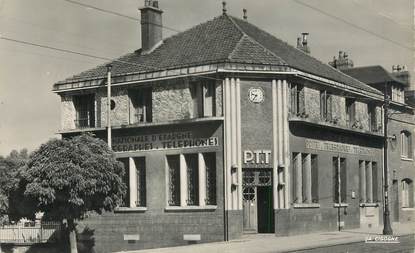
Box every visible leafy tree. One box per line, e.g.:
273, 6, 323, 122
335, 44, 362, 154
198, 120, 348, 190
19, 134, 126, 253
0, 149, 29, 225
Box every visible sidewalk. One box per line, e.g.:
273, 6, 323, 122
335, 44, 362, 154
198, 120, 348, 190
116, 223, 415, 253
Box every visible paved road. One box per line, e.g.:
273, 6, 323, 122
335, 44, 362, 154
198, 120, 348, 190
289, 234, 415, 253
118, 223, 415, 253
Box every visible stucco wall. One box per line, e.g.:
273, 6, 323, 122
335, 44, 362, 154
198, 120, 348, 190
304, 87, 320, 120
61, 95, 76, 130
355, 101, 369, 131
332, 95, 346, 126
153, 79, 194, 122
99, 88, 130, 128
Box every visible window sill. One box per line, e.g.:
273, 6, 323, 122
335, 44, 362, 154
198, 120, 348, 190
114, 207, 147, 213
334, 203, 349, 208
400, 157, 413, 162
360, 203, 379, 207
293, 203, 320, 209
402, 207, 415, 211
164, 205, 217, 212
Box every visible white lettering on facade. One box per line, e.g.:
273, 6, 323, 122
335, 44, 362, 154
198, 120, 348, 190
112, 131, 218, 152
243, 150, 272, 164
305, 139, 375, 156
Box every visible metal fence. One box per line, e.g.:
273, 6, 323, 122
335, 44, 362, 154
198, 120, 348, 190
0, 222, 62, 243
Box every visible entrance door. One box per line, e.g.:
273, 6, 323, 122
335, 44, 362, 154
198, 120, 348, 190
243, 186, 257, 232
257, 186, 274, 233
242, 169, 274, 233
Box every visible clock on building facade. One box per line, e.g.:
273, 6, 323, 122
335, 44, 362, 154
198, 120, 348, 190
248, 87, 264, 104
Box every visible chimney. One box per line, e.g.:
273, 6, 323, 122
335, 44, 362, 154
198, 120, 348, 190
140, 0, 163, 53
329, 50, 354, 70
243, 8, 247, 20
296, 33, 310, 54
391, 64, 410, 87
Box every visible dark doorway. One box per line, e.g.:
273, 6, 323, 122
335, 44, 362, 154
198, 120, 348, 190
257, 186, 274, 233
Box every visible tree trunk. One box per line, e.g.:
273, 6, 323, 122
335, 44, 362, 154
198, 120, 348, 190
68, 218, 78, 253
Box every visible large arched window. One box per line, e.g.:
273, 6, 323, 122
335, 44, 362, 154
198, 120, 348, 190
400, 131, 412, 159
401, 179, 414, 208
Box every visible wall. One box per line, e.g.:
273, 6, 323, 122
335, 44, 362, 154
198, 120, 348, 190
59, 78, 223, 131
301, 84, 381, 132
98, 87, 130, 128
0, 243, 64, 253
280, 124, 384, 236
304, 87, 320, 120
387, 107, 415, 223
61, 95, 76, 130
152, 79, 194, 122
68, 122, 226, 253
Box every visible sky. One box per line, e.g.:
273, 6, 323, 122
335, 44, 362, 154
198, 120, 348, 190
0, 0, 413, 156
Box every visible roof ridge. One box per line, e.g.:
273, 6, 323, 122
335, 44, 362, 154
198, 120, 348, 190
345, 65, 407, 86
227, 16, 287, 64
229, 16, 382, 95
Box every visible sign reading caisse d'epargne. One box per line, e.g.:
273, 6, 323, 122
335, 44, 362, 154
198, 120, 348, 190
112, 131, 219, 152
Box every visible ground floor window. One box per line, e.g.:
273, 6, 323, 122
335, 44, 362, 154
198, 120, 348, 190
118, 157, 146, 207
167, 152, 217, 207
359, 160, 378, 203
292, 153, 319, 204
333, 157, 347, 203
402, 179, 414, 208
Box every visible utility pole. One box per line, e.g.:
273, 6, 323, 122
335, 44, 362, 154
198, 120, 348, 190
107, 64, 112, 149
383, 82, 393, 235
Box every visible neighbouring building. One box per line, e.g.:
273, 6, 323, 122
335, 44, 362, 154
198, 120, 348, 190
53, 1, 402, 252
341, 64, 415, 224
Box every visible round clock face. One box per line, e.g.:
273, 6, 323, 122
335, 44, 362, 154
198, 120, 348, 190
248, 87, 264, 104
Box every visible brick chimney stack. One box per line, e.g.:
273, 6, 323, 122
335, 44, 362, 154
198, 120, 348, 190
329, 51, 354, 70
140, 0, 163, 54
392, 65, 410, 87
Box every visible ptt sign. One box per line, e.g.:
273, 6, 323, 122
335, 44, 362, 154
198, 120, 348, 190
243, 150, 271, 165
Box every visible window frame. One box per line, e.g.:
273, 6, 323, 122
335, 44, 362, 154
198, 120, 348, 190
292, 152, 320, 208
367, 103, 377, 132
190, 80, 216, 118
400, 131, 413, 159
345, 98, 356, 127
166, 152, 217, 210
129, 87, 153, 124
73, 93, 95, 128
401, 179, 414, 208
333, 157, 347, 204
290, 83, 305, 116
116, 157, 147, 210
320, 90, 332, 121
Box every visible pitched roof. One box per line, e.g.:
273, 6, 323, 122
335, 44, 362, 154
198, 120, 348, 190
56, 14, 382, 95
342, 65, 407, 86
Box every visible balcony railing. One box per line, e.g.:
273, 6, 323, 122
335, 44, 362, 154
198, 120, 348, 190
74, 118, 95, 129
